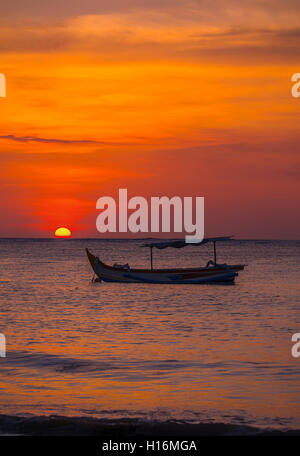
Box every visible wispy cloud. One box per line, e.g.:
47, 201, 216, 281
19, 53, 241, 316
0, 135, 147, 146
1, 15, 300, 63
0, 134, 97, 144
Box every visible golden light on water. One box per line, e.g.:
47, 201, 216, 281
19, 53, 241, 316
54, 227, 71, 238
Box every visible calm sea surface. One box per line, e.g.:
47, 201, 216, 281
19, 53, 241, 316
0, 239, 299, 433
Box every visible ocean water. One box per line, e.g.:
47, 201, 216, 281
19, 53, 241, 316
0, 239, 299, 434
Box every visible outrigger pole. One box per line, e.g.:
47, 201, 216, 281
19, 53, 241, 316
150, 245, 153, 270
213, 241, 217, 264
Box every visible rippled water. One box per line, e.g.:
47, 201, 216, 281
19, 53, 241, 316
0, 239, 299, 433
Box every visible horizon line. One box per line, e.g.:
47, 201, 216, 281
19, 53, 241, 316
0, 237, 299, 241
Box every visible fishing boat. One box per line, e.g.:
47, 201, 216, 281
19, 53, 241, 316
86, 237, 245, 284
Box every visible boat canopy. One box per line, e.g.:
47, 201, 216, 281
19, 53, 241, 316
143, 236, 233, 250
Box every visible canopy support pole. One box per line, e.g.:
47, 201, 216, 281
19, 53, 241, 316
213, 241, 217, 264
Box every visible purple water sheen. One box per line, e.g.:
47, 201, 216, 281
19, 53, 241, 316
0, 239, 299, 431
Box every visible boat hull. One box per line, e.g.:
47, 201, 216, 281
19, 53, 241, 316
86, 249, 245, 284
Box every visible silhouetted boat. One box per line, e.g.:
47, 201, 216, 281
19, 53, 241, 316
86, 237, 245, 284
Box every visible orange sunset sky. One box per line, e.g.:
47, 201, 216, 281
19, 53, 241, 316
0, 0, 299, 238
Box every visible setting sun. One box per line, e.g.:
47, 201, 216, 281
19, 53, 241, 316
54, 227, 71, 238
